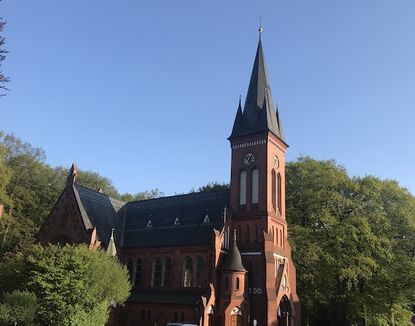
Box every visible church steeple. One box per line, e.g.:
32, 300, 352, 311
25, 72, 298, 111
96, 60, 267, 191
229, 38, 285, 142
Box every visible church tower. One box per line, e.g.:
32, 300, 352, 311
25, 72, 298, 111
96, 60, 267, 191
228, 34, 300, 326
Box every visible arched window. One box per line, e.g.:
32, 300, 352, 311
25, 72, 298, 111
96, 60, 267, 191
162, 257, 172, 287
272, 169, 276, 211
135, 258, 142, 286
272, 226, 275, 244
231, 308, 242, 326
183, 256, 193, 287
127, 259, 134, 284
208, 314, 214, 326
239, 170, 247, 205
277, 173, 282, 213
151, 257, 162, 287
236, 277, 240, 290
252, 168, 259, 204
246, 224, 250, 242
276, 227, 279, 244
195, 256, 204, 287
280, 229, 283, 247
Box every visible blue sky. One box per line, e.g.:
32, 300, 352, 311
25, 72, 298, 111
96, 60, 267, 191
1, 1, 415, 196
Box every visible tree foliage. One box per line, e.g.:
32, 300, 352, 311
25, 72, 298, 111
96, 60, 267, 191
286, 157, 415, 326
0, 290, 37, 326
0, 7, 9, 95
0, 244, 131, 326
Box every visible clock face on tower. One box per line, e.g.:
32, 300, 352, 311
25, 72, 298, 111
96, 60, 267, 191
243, 152, 256, 166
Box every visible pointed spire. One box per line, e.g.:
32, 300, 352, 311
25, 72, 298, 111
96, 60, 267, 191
229, 37, 285, 142
221, 228, 247, 272
106, 228, 117, 257
230, 97, 244, 137
66, 163, 78, 186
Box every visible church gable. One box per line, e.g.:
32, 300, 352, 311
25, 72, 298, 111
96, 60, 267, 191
38, 185, 89, 245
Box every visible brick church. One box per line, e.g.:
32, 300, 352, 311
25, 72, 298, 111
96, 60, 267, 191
38, 34, 301, 326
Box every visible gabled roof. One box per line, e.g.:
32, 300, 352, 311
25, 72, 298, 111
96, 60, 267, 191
122, 190, 229, 248
74, 184, 124, 244
229, 39, 285, 142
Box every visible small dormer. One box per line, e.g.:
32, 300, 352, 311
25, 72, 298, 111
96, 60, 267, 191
203, 213, 210, 224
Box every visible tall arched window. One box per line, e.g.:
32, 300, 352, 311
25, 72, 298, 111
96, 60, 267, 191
231, 309, 242, 326
162, 257, 171, 287
236, 277, 240, 290
151, 258, 162, 287
239, 170, 247, 205
135, 258, 142, 286
195, 256, 204, 287
183, 256, 193, 287
252, 168, 259, 204
127, 259, 134, 284
277, 173, 282, 213
272, 169, 276, 211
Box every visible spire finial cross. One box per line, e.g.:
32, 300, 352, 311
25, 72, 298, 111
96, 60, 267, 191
258, 16, 263, 40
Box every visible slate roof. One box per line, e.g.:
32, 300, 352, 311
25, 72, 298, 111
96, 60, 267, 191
74, 184, 125, 244
220, 234, 247, 272
230, 39, 285, 142
122, 190, 229, 248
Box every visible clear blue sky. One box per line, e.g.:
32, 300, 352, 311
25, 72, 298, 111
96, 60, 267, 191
2, 1, 415, 196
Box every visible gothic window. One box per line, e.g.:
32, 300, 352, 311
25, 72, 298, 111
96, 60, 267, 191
162, 257, 172, 287
280, 229, 283, 247
272, 226, 275, 244
195, 256, 204, 287
239, 170, 247, 205
236, 277, 240, 290
272, 169, 276, 211
151, 257, 162, 287
135, 258, 142, 286
252, 168, 259, 204
208, 314, 214, 326
231, 314, 242, 326
127, 259, 134, 284
277, 173, 282, 213
183, 256, 193, 287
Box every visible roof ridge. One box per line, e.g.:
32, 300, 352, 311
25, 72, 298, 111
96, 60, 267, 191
125, 189, 230, 205
75, 183, 126, 204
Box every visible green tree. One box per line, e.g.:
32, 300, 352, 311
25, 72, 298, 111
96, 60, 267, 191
286, 157, 415, 326
121, 188, 164, 201
197, 182, 229, 192
0, 244, 131, 326
0, 290, 37, 326
0, 5, 9, 96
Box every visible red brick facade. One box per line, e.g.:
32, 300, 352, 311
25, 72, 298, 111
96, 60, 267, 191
38, 37, 301, 326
